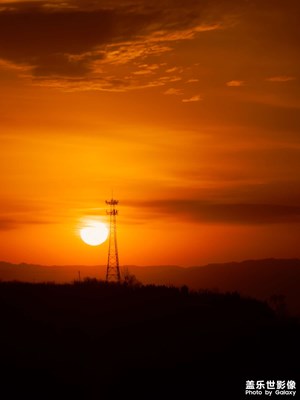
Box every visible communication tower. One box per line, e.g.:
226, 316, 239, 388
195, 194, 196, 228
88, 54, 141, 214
105, 198, 121, 282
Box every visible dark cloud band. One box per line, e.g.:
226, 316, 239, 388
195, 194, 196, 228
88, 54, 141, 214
0, 0, 227, 83
126, 199, 300, 225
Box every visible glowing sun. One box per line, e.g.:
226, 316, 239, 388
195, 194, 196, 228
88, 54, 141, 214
80, 221, 109, 246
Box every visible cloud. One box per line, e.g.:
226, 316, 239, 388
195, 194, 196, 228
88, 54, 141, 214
166, 67, 180, 73
0, 0, 227, 90
0, 199, 59, 230
164, 88, 182, 95
186, 78, 199, 83
0, 216, 54, 230
0, 58, 31, 72
32, 75, 167, 92
133, 69, 154, 75
2, 1, 298, 95
0, 218, 17, 231
226, 80, 245, 87
182, 95, 202, 102
266, 76, 296, 83
127, 199, 300, 225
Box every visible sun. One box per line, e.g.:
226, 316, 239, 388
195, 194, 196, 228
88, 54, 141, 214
80, 220, 109, 246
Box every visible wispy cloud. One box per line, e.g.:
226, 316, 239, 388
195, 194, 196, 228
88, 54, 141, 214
166, 67, 181, 73
266, 76, 296, 83
186, 78, 199, 83
164, 88, 183, 96
0, 199, 62, 230
0, 218, 17, 231
226, 80, 245, 87
0, 0, 227, 91
32, 75, 166, 92
0, 214, 55, 230
0, 58, 32, 74
133, 69, 154, 75
127, 199, 300, 225
182, 95, 202, 103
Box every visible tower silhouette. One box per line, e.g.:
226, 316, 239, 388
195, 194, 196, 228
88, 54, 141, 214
105, 198, 121, 282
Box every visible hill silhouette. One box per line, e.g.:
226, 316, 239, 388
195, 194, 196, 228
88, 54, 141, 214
1, 258, 300, 315
0, 280, 299, 399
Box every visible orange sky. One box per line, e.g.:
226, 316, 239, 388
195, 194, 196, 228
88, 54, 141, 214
1, 0, 300, 266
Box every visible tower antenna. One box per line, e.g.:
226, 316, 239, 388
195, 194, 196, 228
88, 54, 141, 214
105, 197, 121, 282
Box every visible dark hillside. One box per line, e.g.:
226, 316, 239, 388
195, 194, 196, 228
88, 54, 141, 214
0, 281, 298, 399
1, 258, 300, 315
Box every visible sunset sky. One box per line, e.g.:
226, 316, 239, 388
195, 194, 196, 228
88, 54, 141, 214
1, 0, 300, 267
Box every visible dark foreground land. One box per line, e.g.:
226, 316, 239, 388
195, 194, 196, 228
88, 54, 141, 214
0, 281, 299, 399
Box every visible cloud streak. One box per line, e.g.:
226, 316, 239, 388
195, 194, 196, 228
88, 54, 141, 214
0, 216, 54, 230
0, 218, 18, 231
0, 0, 227, 90
126, 199, 300, 225
266, 76, 296, 83
0, 199, 60, 230
226, 80, 245, 87
164, 88, 183, 95
182, 95, 202, 103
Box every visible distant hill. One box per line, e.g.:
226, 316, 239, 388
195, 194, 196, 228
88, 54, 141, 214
129, 259, 300, 315
1, 258, 300, 315
0, 261, 104, 283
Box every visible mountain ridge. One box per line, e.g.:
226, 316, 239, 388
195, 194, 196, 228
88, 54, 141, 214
1, 258, 300, 315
